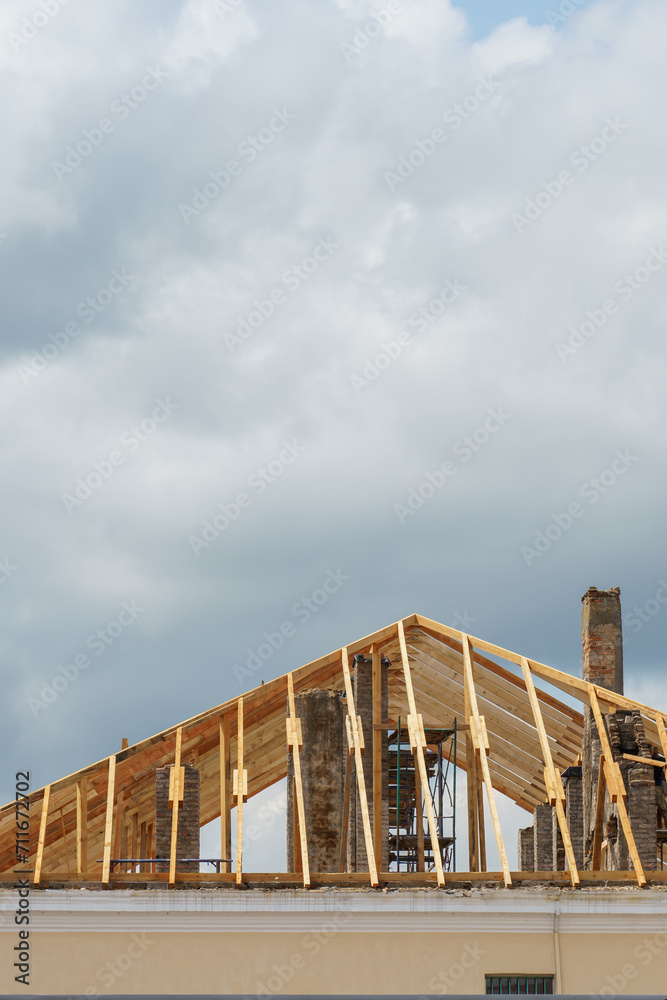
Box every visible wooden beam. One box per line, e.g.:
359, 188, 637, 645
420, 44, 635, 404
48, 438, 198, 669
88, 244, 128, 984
101, 757, 116, 886
653, 715, 667, 761
462, 635, 511, 887
286, 673, 310, 888
34, 786, 51, 886
522, 659, 580, 887
76, 778, 87, 876
219, 715, 231, 874
371, 644, 383, 870
341, 647, 378, 886
234, 698, 247, 886
339, 748, 353, 872
397, 621, 445, 886
589, 686, 646, 887
168, 728, 182, 888
592, 754, 606, 871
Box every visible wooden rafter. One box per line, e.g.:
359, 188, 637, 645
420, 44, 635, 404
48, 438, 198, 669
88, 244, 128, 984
521, 658, 580, 887
462, 634, 511, 888
397, 620, 445, 887
286, 672, 310, 888
341, 647, 378, 886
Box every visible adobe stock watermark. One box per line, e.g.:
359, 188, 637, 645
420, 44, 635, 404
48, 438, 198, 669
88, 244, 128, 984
188, 439, 306, 555
512, 117, 629, 232
384, 77, 500, 192
0, 558, 18, 586
555, 245, 667, 361
61, 397, 179, 513
393, 407, 511, 524
254, 905, 353, 996
17, 267, 136, 385
27, 601, 145, 717
425, 942, 486, 994
340, 1, 402, 64
544, 0, 587, 28
232, 568, 349, 685
51, 68, 168, 181
224, 237, 340, 352
591, 924, 667, 997
350, 277, 468, 394
213, 0, 245, 17
623, 579, 667, 636
520, 449, 638, 566
81, 933, 154, 998
179, 108, 296, 223
8, 0, 72, 54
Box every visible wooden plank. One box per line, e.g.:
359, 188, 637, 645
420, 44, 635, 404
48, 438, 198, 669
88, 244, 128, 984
522, 658, 580, 887
287, 673, 310, 888
622, 753, 664, 767
462, 635, 511, 888
589, 686, 646, 886
168, 727, 182, 888
235, 698, 245, 886
219, 715, 231, 874
653, 714, 667, 761
101, 757, 116, 886
464, 678, 478, 871
371, 644, 383, 870
339, 748, 353, 872
592, 754, 606, 871
397, 620, 445, 886
341, 647, 379, 886
76, 778, 87, 875
34, 786, 51, 886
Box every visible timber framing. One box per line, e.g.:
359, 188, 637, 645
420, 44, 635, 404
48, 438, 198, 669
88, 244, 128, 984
3, 614, 666, 888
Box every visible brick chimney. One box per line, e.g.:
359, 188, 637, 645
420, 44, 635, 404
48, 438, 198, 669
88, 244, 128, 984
581, 586, 623, 693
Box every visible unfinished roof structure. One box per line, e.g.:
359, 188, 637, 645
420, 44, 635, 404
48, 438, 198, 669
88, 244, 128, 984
3, 592, 667, 890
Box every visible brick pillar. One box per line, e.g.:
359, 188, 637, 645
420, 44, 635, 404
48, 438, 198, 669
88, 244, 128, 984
155, 763, 200, 873
287, 689, 345, 873
552, 806, 565, 871
564, 767, 584, 868
518, 828, 534, 871
533, 803, 554, 871
581, 586, 623, 862
347, 655, 389, 872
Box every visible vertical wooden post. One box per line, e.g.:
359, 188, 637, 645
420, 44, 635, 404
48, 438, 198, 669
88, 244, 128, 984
397, 622, 445, 886
34, 786, 51, 887
131, 812, 139, 873
219, 715, 232, 873
476, 766, 486, 872
140, 821, 147, 874
234, 699, 247, 886
371, 644, 383, 871
102, 757, 116, 886
339, 751, 353, 872
464, 677, 478, 872
76, 777, 87, 875
113, 789, 125, 871
293, 777, 302, 873
168, 728, 182, 888
592, 754, 607, 871
147, 822, 154, 874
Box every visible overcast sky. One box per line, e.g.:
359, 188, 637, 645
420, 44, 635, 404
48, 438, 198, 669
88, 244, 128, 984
2, 0, 666, 871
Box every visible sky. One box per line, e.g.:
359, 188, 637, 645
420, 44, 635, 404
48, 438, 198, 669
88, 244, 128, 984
2, 0, 667, 873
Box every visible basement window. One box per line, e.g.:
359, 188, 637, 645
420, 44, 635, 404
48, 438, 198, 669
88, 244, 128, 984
485, 974, 554, 994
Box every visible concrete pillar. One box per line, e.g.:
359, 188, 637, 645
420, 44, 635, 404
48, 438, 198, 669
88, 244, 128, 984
347, 655, 389, 872
286, 689, 345, 873
581, 586, 623, 860
533, 803, 554, 871
155, 763, 200, 873
517, 827, 534, 871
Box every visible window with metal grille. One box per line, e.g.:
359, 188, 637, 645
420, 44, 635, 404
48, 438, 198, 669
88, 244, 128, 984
485, 974, 554, 994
